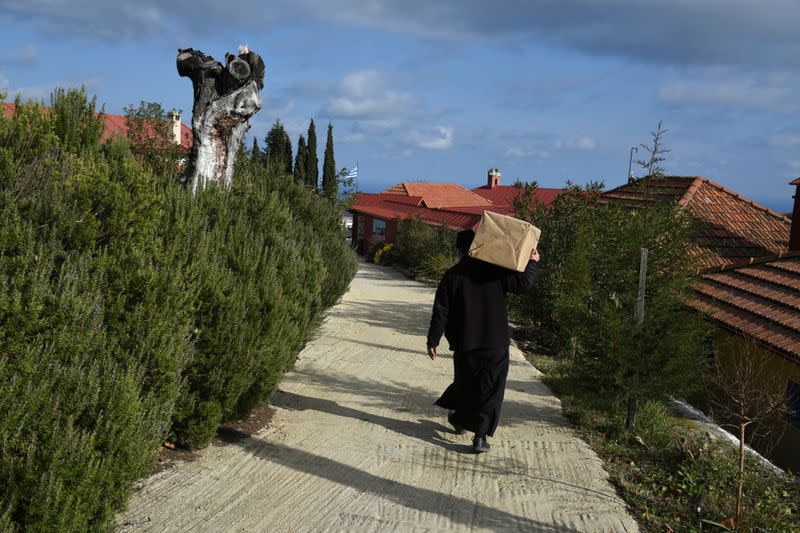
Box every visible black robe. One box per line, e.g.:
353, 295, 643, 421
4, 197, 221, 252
427, 257, 539, 437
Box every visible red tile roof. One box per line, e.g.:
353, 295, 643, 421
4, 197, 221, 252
353, 193, 481, 230
472, 185, 563, 210
689, 253, 800, 364
2, 102, 193, 150
353, 180, 568, 231
603, 176, 791, 271
379, 182, 493, 209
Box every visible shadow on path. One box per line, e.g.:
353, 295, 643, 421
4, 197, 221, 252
325, 335, 451, 359
284, 367, 565, 431
272, 390, 469, 453
340, 299, 429, 337
234, 437, 587, 533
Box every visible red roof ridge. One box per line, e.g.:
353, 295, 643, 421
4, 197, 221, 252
381, 183, 409, 195
691, 176, 791, 222
790, 177, 800, 186
606, 175, 790, 222
676, 176, 704, 207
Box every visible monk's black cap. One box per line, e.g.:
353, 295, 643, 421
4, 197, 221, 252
456, 229, 475, 255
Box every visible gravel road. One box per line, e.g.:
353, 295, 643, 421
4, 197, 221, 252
117, 260, 639, 532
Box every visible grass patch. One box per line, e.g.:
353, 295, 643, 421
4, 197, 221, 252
523, 350, 800, 532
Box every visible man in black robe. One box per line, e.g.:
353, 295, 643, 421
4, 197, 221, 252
427, 229, 540, 453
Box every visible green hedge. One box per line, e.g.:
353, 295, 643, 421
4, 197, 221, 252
393, 216, 457, 282
0, 89, 356, 531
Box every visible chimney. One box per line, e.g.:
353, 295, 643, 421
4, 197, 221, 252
790, 178, 800, 252
487, 168, 501, 189
167, 110, 182, 145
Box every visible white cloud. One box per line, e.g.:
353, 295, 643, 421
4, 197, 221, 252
340, 131, 367, 143
660, 79, 796, 112
4, 1, 800, 67
406, 126, 453, 150
553, 136, 596, 150
324, 69, 415, 120
296, 0, 800, 67
770, 134, 800, 146
505, 146, 551, 158
0, 44, 37, 65
8, 76, 105, 101
507, 134, 594, 157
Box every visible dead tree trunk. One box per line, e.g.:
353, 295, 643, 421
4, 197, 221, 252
177, 46, 265, 193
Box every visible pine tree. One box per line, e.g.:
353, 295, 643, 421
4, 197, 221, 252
264, 119, 293, 175
283, 133, 293, 176
251, 137, 261, 163
294, 134, 308, 185
322, 122, 337, 199
635, 120, 670, 178
306, 119, 319, 190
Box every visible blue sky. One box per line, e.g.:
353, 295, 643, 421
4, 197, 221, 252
1, 1, 799, 212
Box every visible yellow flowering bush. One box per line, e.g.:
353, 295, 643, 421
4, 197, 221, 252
373, 242, 394, 264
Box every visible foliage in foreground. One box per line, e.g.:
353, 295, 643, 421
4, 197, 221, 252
512, 180, 708, 427
0, 89, 356, 532
526, 352, 800, 532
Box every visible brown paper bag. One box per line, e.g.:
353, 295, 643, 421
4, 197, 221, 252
468, 211, 541, 272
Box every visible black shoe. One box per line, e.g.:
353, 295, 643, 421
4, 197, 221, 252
448, 412, 467, 435
473, 435, 490, 453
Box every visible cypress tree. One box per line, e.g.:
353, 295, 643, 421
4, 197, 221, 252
264, 119, 293, 175
294, 134, 307, 185
306, 119, 319, 190
322, 122, 337, 200
283, 132, 293, 176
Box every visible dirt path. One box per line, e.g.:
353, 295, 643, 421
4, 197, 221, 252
118, 260, 639, 532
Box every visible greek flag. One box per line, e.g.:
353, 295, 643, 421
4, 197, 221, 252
345, 165, 358, 180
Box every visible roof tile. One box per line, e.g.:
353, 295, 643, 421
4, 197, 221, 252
379, 182, 493, 209
353, 182, 566, 233
603, 176, 791, 271
690, 254, 800, 364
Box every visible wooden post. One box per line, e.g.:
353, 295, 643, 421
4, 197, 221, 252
634, 248, 648, 325
626, 247, 649, 430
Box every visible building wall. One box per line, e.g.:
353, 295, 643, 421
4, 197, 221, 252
362, 214, 373, 254
710, 330, 800, 473
351, 212, 398, 255
385, 219, 398, 244
351, 212, 358, 244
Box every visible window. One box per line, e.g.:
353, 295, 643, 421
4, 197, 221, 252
788, 380, 800, 428
372, 219, 386, 241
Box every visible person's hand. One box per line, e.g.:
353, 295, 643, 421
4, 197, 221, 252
427, 346, 437, 360
530, 248, 540, 262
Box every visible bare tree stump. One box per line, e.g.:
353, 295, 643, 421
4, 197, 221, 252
177, 46, 265, 193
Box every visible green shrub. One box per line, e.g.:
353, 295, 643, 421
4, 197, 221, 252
510, 183, 602, 349
164, 159, 355, 448
512, 180, 707, 427
0, 224, 179, 532
394, 217, 457, 280
526, 352, 800, 532
0, 89, 357, 530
